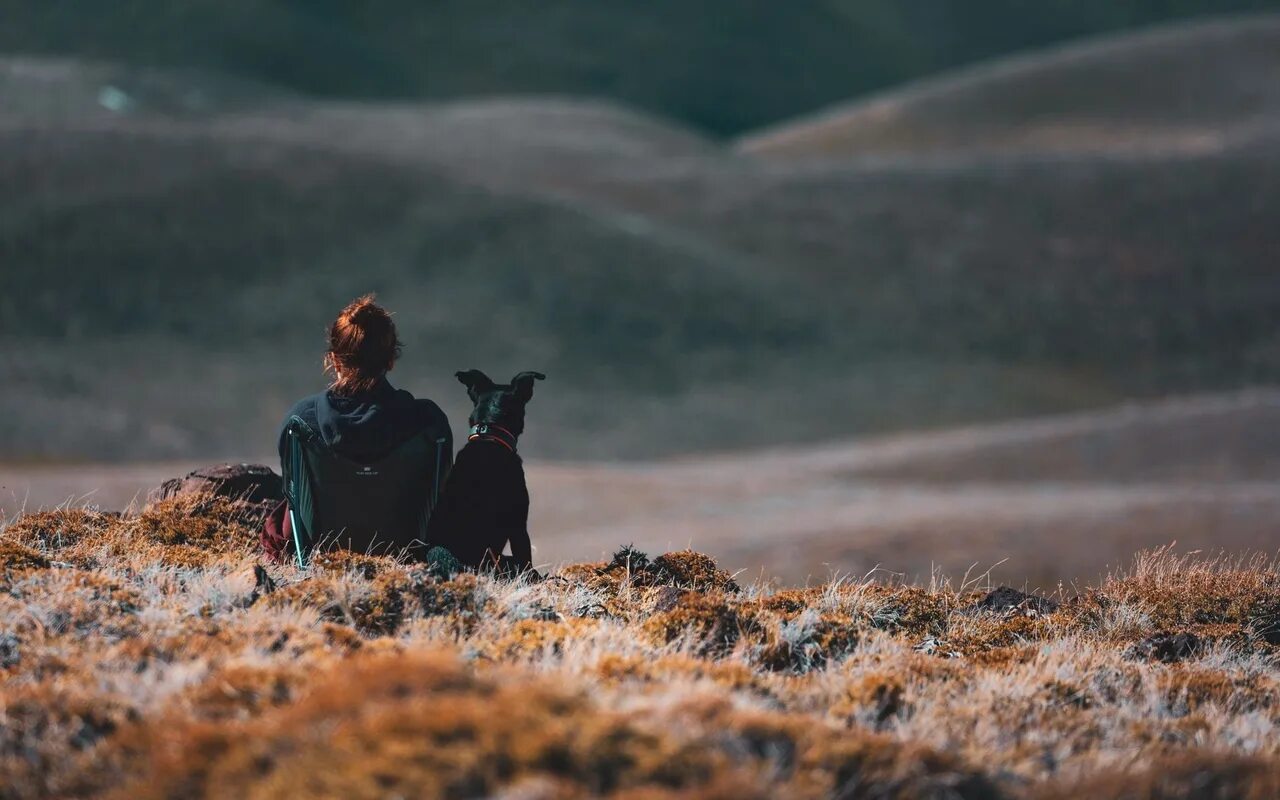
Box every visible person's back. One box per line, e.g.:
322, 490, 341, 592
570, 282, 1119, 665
275, 295, 452, 562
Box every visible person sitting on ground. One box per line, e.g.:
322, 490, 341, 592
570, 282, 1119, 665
262, 295, 453, 564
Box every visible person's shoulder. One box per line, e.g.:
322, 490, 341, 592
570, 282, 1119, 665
282, 393, 323, 430
412, 397, 450, 432
388, 385, 450, 435
277, 393, 324, 457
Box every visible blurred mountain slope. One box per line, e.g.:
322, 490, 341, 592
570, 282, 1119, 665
3, 1, 1280, 134
1, 16, 1278, 461
739, 15, 1280, 158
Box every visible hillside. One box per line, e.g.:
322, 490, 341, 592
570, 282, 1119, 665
0, 499, 1278, 798
5, 390, 1278, 587
840, 389, 1280, 484
357, 389, 1280, 586
3, 35, 1280, 461
0, 114, 809, 461
0, 56, 297, 121
3, 2, 1280, 135
739, 15, 1280, 158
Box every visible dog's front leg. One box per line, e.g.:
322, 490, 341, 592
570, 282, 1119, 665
509, 479, 533, 568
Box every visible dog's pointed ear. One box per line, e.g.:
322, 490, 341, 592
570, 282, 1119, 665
456, 369, 496, 402
511, 371, 546, 403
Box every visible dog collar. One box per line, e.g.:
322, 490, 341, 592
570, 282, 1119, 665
468, 423, 519, 453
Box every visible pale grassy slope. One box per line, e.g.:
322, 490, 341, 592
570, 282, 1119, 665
6, 390, 1278, 586
738, 15, 1280, 158
523, 389, 1280, 586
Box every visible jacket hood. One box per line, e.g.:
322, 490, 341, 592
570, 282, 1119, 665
316, 378, 426, 460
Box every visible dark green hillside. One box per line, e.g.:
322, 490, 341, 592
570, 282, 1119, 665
0, 122, 816, 460
2, 15, 1279, 462
3, 1, 1278, 134
3, 110, 1278, 461
623, 149, 1280, 388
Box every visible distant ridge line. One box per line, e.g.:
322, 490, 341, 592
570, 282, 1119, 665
736, 13, 1280, 155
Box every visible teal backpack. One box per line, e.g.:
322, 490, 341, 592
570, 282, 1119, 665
280, 416, 450, 567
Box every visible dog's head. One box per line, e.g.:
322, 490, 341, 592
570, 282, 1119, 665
456, 369, 545, 436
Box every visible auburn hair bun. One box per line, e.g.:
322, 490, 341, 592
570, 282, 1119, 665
326, 294, 403, 396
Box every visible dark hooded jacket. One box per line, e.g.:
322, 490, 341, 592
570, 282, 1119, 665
277, 378, 452, 466
262, 378, 451, 563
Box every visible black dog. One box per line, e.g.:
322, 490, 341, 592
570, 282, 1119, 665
425, 369, 544, 575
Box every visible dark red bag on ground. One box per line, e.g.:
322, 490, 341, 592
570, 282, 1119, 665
261, 499, 293, 563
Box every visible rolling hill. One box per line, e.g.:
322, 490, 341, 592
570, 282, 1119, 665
2, 15, 1279, 462
739, 14, 1280, 158
3, 1, 1280, 135
0, 116, 810, 461
5, 389, 1278, 585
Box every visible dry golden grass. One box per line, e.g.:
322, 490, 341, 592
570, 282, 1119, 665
1, 495, 1277, 798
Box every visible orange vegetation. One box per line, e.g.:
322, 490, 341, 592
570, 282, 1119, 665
1, 495, 1277, 798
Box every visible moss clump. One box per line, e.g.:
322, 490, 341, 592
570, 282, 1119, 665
0, 684, 137, 797
178, 664, 308, 721
1038, 753, 1280, 799
108, 651, 739, 800
0, 540, 51, 572
594, 654, 767, 693
643, 592, 757, 657
864, 585, 953, 637
755, 612, 860, 673
267, 568, 483, 638
759, 588, 824, 615
350, 571, 410, 636
803, 732, 1003, 800
1100, 550, 1280, 630
482, 618, 601, 661
309, 550, 395, 579
128, 495, 257, 551
1158, 667, 1279, 714
649, 550, 740, 593
2, 508, 115, 552
404, 571, 483, 620
264, 577, 347, 623
572, 547, 740, 596
45, 494, 262, 568
832, 671, 907, 726
945, 611, 1058, 656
